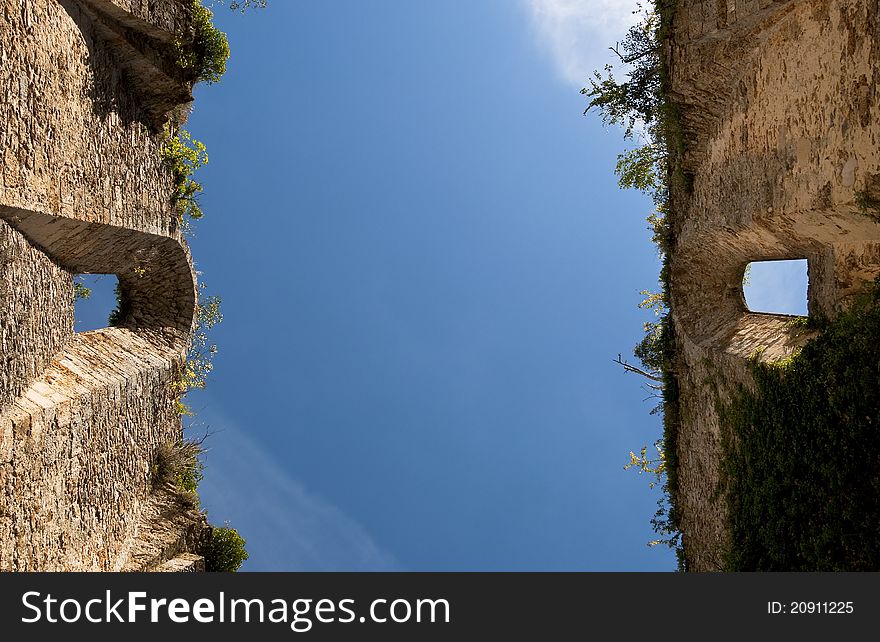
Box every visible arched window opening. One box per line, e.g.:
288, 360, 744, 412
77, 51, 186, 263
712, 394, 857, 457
742, 259, 808, 316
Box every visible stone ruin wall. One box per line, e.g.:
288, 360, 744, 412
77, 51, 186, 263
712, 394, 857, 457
5, 0, 878, 575
1, 0, 207, 571
667, 0, 880, 570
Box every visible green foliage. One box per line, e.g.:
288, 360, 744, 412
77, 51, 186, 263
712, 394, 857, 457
584, 66, 645, 139
638, 289, 665, 316
203, 526, 249, 572
155, 444, 249, 572
582, 2, 679, 272
154, 442, 249, 573
626, 441, 666, 489
161, 125, 208, 223
177, 1, 230, 85
152, 440, 205, 506
646, 203, 672, 257
627, 315, 682, 557
627, 439, 681, 551
186, 291, 222, 391
588, 2, 685, 564
107, 280, 127, 326
178, 452, 205, 496
634, 320, 665, 381
73, 277, 92, 301
174, 287, 222, 415
718, 278, 880, 571
616, 144, 661, 195
581, 6, 661, 139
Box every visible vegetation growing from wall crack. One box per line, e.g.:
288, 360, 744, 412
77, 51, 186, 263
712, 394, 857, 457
152, 440, 250, 570
161, 124, 208, 224
153, 440, 205, 507
159, 0, 262, 570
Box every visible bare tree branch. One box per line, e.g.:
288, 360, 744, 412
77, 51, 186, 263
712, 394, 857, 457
609, 42, 659, 65
613, 354, 664, 383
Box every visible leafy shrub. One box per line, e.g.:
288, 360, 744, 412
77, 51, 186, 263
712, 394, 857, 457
161, 125, 208, 223
177, 1, 230, 85
73, 277, 93, 301
203, 526, 249, 572
173, 288, 222, 415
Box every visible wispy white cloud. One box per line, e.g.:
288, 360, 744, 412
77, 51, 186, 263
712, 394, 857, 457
197, 412, 399, 571
525, 0, 640, 87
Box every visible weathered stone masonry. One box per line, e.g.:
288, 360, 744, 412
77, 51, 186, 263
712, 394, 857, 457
666, 0, 880, 570
1, 0, 207, 571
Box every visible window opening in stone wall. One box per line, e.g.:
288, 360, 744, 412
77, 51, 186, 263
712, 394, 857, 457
742, 259, 808, 316
73, 274, 121, 332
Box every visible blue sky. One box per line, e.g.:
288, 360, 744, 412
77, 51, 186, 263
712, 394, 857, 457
743, 260, 809, 316
72, 0, 792, 571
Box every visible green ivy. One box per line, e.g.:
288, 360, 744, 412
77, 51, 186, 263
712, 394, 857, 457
152, 441, 205, 502
719, 278, 880, 570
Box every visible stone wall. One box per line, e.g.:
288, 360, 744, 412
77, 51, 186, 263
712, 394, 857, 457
0, 0, 205, 571
0, 221, 73, 411
667, 0, 880, 569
